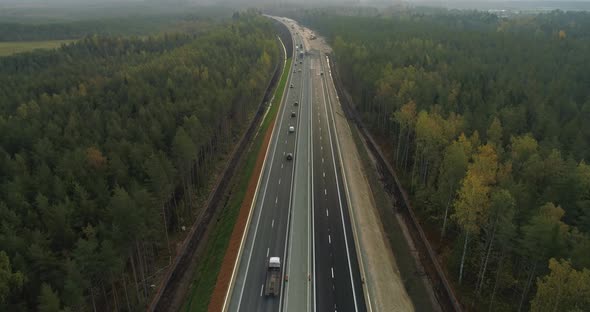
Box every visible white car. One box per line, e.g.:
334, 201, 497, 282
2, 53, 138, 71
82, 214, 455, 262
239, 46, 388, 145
289, 126, 295, 133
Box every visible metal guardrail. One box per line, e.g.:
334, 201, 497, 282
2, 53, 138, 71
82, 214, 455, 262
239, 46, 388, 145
328, 55, 463, 312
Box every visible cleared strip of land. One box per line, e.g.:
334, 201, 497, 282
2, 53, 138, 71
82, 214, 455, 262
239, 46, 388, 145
0, 40, 73, 56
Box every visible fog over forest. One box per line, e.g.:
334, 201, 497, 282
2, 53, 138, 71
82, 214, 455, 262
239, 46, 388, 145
2, 0, 590, 13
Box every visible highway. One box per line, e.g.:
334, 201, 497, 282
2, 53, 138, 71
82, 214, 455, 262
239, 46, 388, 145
224, 17, 366, 312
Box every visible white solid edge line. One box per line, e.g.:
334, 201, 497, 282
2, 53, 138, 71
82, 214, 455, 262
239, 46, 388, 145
322, 54, 374, 312
225, 23, 294, 312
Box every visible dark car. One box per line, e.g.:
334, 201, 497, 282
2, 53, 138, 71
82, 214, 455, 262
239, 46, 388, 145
286, 153, 293, 160
294, 101, 298, 106
291, 111, 296, 118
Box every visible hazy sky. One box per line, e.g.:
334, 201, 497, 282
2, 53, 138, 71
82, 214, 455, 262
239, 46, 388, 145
1, 0, 589, 12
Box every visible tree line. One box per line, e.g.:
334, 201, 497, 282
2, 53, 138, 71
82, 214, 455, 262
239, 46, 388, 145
296, 9, 590, 311
0, 13, 279, 311
0, 6, 233, 42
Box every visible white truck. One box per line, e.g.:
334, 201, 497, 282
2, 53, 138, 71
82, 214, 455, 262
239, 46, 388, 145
264, 257, 281, 296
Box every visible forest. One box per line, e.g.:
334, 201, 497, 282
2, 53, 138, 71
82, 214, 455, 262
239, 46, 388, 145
295, 9, 590, 311
0, 3, 233, 41
0, 12, 279, 311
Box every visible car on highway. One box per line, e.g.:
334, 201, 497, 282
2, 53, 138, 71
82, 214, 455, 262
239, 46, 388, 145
291, 111, 296, 118
299, 69, 302, 72
290, 84, 294, 88
288, 126, 295, 133
294, 101, 298, 106
286, 153, 293, 160
320, 72, 324, 75
299, 61, 302, 64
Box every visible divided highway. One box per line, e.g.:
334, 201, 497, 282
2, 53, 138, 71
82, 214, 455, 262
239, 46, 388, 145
223, 17, 367, 312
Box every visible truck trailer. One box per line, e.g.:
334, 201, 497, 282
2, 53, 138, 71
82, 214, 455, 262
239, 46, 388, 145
264, 257, 281, 296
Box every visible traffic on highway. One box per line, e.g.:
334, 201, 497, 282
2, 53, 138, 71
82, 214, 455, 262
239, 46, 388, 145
223, 17, 367, 312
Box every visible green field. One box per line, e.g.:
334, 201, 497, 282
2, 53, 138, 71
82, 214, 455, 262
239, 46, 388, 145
182, 57, 292, 312
0, 40, 73, 56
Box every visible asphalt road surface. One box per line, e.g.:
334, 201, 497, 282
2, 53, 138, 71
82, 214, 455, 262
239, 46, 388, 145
225, 17, 366, 312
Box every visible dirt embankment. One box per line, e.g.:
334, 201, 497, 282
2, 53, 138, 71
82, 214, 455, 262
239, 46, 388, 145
207, 119, 275, 311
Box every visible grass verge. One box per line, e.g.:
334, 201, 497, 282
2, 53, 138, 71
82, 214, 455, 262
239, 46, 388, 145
0, 40, 73, 56
181, 57, 292, 312
349, 123, 435, 311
